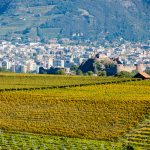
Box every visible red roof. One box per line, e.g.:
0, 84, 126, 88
137, 72, 150, 79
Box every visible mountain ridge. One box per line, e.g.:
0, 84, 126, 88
0, 0, 149, 43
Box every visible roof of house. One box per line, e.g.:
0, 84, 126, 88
135, 72, 150, 79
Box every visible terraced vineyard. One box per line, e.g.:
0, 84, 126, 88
122, 114, 150, 149
0, 74, 150, 149
0, 131, 123, 150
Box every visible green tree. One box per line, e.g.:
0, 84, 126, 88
98, 71, 107, 76
0, 67, 11, 72
145, 68, 150, 75
123, 144, 134, 150
131, 70, 138, 77
87, 71, 94, 76
76, 69, 83, 75
70, 65, 78, 72
56, 70, 66, 75
115, 71, 132, 78
93, 62, 104, 73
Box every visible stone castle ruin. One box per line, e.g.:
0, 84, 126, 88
116, 64, 144, 74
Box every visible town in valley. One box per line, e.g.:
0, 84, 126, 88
0, 39, 150, 76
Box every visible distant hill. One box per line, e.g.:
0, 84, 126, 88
0, 0, 149, 43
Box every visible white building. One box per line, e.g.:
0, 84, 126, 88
47, 57, 53, 68
26, 60, 37, 72
1, 60, 12, 69
53, 59, 64, 68
20, 65, 27, 73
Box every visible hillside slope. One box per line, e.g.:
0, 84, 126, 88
0, 0, 149, 42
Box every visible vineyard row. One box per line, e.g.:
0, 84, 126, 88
0, 78, 141, 92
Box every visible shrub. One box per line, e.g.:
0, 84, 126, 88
115, 71, 132, 78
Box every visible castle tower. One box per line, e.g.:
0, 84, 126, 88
136, 64, 144, 72
116, 64, 124, 74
